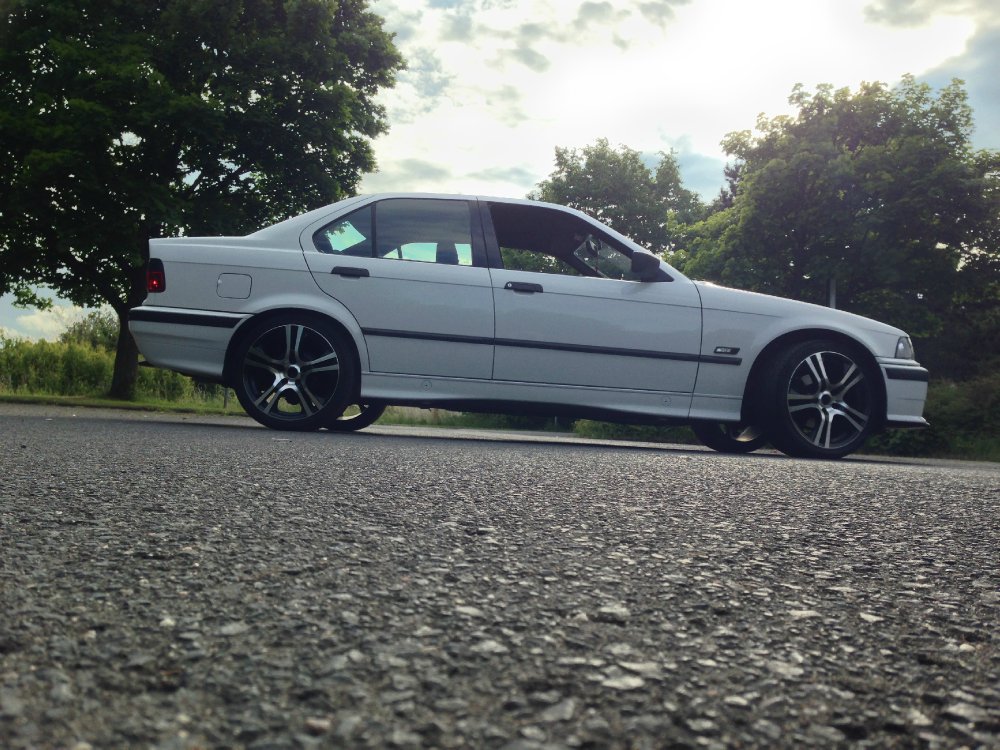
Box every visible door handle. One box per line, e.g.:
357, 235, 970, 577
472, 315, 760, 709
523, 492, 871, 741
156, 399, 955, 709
504, 281, 543, 293
331, 266, 370, 278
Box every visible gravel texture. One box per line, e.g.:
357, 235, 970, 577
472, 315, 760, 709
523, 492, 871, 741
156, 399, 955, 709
1, 403, 998, 749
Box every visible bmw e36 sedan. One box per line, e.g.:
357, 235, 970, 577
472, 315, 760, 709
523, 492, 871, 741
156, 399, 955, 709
128, 193, 928, 459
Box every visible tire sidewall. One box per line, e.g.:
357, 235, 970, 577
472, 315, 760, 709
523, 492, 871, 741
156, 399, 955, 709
233, 313, 357, 432
326, 402, 387, 432
691, 422, 767, 454
764, 339, 879, 459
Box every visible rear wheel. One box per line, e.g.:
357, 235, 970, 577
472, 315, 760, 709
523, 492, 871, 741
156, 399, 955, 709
763, 339, 879, 459
327, 402, 386, 432
233, 314, 356, 431
691, 422, 767, 454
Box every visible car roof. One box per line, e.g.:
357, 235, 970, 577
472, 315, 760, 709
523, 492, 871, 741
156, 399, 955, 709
246, 192, 580, 242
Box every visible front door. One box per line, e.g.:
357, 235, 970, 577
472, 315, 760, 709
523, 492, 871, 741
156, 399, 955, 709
484, 201, 703, 394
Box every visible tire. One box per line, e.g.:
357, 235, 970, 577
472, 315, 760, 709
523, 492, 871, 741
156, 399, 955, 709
763, 339, 879, 459
233, 314, 356, 431
327, 402, 386, 432
691, 422, 767, 454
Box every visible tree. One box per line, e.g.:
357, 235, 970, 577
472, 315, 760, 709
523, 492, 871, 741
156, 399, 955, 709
0, 0, 403, 397
684, 77, 1000, 343
59, 309, 119, 351
532, 138, 704, 255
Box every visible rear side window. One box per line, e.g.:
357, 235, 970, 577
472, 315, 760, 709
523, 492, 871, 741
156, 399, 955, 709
376, 199, 474, 266
312, 199, 476, 266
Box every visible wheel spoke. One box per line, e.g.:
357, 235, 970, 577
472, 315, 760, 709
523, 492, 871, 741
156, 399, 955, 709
833, 409, 865, 434
805, 353, 830, 390
299, 383, 324, 415
810, 411, 834, 448
787, 392, 815, 401
789, 402, 820, 414
837, 373, 864, 398
301, 351, 340, 377
831, 363, 858, 391
840, 402, 869, 424
290, 324, 307, 363
246, 346, 282, 371
254, 378, 285, 412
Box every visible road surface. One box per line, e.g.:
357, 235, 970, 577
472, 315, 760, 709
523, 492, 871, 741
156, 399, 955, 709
1, 404, 998, 748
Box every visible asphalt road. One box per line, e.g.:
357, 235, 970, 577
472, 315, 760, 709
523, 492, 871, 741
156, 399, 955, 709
1, 403, 998, 749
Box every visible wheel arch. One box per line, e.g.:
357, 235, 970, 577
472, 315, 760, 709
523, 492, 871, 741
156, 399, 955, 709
222, 307, 365, 400
741, 328, 887, 429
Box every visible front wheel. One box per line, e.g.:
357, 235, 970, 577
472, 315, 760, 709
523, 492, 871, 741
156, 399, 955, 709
233, 314, 356, 431
691, 422, 768, 454
763, 340, 880, 459
327, 402, 386, 432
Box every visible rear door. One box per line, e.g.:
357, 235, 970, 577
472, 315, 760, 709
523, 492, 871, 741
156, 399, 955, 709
302, 197, 495, 379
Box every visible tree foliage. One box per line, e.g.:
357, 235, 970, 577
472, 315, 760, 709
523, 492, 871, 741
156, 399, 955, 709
59, 309, 119, 351
684, 77, 1000, 342
0, 0, 403, 396
532, 138, 704, 255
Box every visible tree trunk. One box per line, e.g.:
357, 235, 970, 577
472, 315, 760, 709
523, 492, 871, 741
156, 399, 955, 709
108, 253, 151, 400
108, 309, 139, 399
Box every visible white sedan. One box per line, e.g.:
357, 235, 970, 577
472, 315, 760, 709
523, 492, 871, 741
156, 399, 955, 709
129, 193, 928, 458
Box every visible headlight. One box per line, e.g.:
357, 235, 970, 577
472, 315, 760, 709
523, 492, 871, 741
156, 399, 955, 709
895, 336, 915, 360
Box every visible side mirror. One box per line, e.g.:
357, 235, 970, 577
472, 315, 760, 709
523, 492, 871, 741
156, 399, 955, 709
630, 251, 662, 282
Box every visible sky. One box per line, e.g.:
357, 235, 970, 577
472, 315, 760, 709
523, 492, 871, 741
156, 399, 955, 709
2, 0, 999, 340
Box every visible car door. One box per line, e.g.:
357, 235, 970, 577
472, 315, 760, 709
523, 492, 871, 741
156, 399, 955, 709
302, 197, 495, 379
484, 200, 703, 394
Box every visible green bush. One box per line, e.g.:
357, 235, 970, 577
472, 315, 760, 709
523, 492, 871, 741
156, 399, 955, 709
572, 419, 698, 444
0, 337, 112, 395
0, 334, 208, 403
135, 365, 197, 401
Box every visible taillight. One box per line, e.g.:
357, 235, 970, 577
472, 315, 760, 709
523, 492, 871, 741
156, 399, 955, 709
147, 258, 165, 293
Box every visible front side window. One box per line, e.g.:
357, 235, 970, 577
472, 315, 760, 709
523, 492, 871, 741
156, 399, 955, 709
488, 202, 643, 280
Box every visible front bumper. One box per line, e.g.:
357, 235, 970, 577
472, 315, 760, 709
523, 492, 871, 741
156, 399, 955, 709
879, 360, 929, 429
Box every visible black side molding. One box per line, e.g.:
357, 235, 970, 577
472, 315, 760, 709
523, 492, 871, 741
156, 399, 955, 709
884, 366, 929, 382
128, 309, 241, 328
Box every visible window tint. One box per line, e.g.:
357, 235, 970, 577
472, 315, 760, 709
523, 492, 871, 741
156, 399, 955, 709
375, 199, 474, 266
488, 202, 642, 280
313, 206, 373, 256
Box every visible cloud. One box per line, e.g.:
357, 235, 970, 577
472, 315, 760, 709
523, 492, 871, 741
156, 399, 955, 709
13, 305, 86, 340
507, 44, 551, 72
574, 1, 618, 30
864, 0, 996, 26
360, 0, 993, 205
0, 288, 99, 341
365, 158, 455, 192
469, 165, 540, 186
866, 0, 1000, 150
441, 12, 474, 40
637, 0, 692, 26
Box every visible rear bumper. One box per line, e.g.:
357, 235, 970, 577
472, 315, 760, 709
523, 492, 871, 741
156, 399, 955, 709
128, 306, 247, 381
